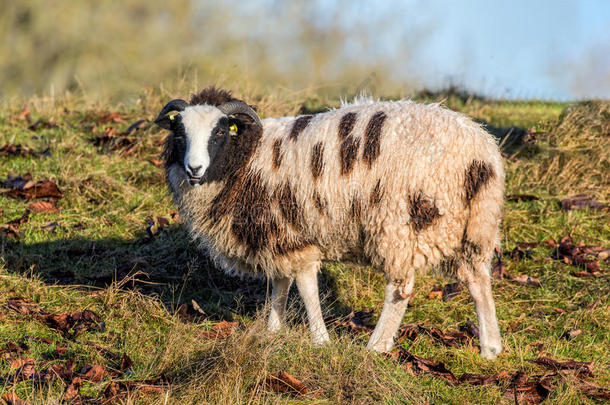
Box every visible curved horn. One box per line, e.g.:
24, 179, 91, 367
154, 99, 189, 128
217, 101, 262, 128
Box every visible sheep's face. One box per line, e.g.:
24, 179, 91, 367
170, 105, 232, 186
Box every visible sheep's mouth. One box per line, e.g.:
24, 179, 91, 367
188, 176, 203, 186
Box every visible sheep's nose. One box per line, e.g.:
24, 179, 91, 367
187, 164, 203, 177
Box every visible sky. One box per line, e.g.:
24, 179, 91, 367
396, 0, 610, 100
241, 0, 610, 100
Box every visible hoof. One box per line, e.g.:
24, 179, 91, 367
480, 344, 502, 359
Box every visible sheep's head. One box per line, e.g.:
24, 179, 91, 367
154, 99, 262, 186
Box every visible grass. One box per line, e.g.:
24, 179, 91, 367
0, 88, 609, 404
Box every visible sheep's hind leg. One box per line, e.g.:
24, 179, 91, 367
462, 263, 502, 359
367, 275, 414, 353
294, 262, 330, 345
268, 276, 293, 333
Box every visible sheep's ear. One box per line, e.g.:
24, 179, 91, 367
154, 99, 188, 130
154, 112, 179, 130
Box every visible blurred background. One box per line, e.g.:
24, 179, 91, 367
1, 0, 609, 103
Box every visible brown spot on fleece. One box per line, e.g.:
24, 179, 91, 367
409, 191, 440, 232
289, 115, 313, 140
464, 160, 495, 203
350, 195, 362, 220
272, 138, 283, 170
275, 181, 303, 229
362, 111, 387, 166
310, 141, 325, 179
370, 179, 383, 205
338, 112, 359, 175
313, 191, 326, 213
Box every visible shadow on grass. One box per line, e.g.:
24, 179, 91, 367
1, 227, 356, 322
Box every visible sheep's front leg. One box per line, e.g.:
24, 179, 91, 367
464, 265, 502, 359
294, 264, 330, 345
367, 276, 414, 353
268, 276, 293, 332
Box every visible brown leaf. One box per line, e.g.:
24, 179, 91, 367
198, 320, 240, 339
120, 353, 134, 372
6, 297, 44, 315
40, 309, 105, 337
0, 144, 50, 159
576, 379, 610, 401
333, 310, 375, 334
427, 288, 443, 300
561, 195, 609, 211
442, 282, 463, 301
99, 112, 126, 124
394, 349, 459, 384
1, 393, 31, 405
511, 274, 542, 287
138, 384, 165, 395
0, 224, 21, 239
41, 221, 58, 232
458, 319, 480, 338
150, 159, 164, 167
265, 371, 309, 395
7, 210, 30, 225
9, 357, 35, 370
80, 364, 108, 382
507, 194, 539, 202
530, 356, 594, 378
29, 201, 58, 213
561, 329, 582, 340
63, 377, 82, 402
1, 178, 62, 200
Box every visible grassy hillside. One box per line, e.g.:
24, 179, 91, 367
0, 89, 609, 404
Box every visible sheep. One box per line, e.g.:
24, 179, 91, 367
154, 86, 505, 359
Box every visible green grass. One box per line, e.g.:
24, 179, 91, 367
1, 90, 609, 404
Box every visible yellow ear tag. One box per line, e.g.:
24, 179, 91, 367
168, 112, 177, 121
229, 123, 238, 134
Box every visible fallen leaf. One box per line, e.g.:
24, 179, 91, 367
507, 194, 539, 202
530, 356, 594, 378
265, 371, 309, 395
29, 201, 58, 213
394, 349, 459, 384
1, 178, 62, 200
561, 195, 609, 211
511, 274, 542, 287
0, 224, 21, 239
442, 282, 463, 301
80, 364, 108, 382
333, 310, 375, 334
63, 377, 82, 402
7, 210, 30, 225
1, 393, 31, 405
459, 319, 480, 338
120, 353, 134, 373
0, 144, 50, 159
41, 221, 59, 232
150, 159, 164, 167
561, 329, 582, 340
427, 288, 443, 300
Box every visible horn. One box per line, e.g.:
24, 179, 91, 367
217, 101, 262, 128
154, 99, 189, 126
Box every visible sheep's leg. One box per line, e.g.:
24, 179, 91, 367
367, 276, 414, 353
267, 276, 293, 332
463, 265, 502, 359
294, 263, 330, 345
